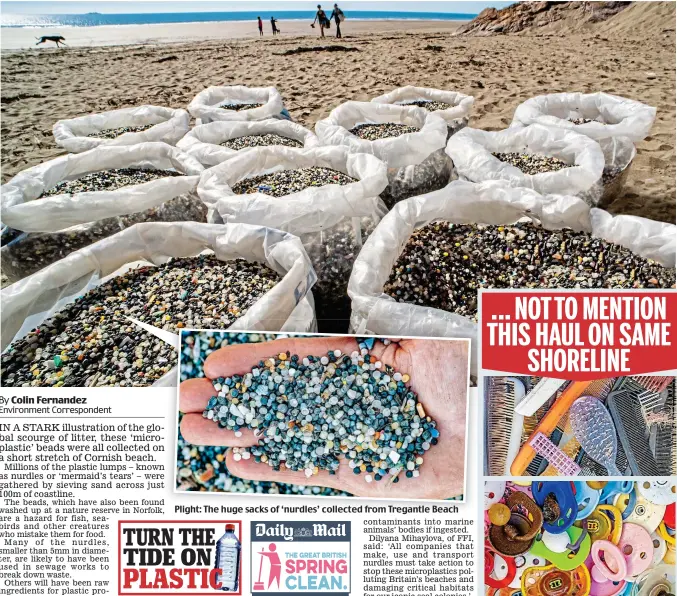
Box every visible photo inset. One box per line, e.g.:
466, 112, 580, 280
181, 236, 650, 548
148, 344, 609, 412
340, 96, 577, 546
177, 331, 469, 500
484, 480, 676, 595
484, 376, 676, 477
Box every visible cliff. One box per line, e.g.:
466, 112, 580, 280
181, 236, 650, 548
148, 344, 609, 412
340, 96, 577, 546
454, 1, 631, 36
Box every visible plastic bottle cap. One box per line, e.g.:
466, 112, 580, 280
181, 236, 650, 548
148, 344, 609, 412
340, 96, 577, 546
226, 524, 236, 532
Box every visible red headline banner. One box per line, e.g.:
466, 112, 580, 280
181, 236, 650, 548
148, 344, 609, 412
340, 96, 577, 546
480, 290, 677, 380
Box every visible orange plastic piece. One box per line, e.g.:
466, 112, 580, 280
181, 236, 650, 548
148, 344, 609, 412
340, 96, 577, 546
510, 381, 590, 476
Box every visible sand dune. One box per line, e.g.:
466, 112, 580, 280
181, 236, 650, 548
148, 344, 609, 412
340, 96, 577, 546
1, 19, 675, 223
597, 1, 676, 36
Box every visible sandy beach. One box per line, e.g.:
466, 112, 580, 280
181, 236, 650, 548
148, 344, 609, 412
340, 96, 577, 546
1, 13, 675, 223
0, 18, 464, 49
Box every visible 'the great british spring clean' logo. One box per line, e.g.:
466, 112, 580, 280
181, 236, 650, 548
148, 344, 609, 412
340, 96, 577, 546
250, 521, 351, 596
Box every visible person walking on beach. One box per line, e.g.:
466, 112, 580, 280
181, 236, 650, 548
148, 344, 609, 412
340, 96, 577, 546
270, 16, 280, 35
328, 4, 344, 38
313, 4, 328, 38
257, 16, 264, 36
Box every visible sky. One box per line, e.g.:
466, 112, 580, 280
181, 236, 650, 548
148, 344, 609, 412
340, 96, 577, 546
0, 1, 514, 14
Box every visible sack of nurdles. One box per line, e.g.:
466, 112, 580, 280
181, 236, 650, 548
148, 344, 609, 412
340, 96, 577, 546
315, 101, 450, 209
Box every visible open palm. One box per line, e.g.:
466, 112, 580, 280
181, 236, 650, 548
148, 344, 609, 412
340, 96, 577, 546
180, 336, 468, 499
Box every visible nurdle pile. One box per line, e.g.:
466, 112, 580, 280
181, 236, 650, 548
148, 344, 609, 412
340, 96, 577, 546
602, 165, 623, 186
1, 256, 281, 387
492, 152, 571, 175
40, 168, 181, 197
218, 102, 263, 111
178, 437, 349, 495
231, 167, 356, 197
87, 124, 155, 139
349, 122, 419, 140
180, 331, 282, 382
202, 340, 439, 483
400, 100, 452, 112
221, 134, 303, 150
3, 195, 207, 280
177, 330, 348, 496
384, 222, 676, 321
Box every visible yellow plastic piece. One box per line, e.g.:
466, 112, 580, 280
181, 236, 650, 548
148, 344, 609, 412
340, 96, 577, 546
521, 563, 591, 596
597, 505, 623, 544
663, 541, 675, 565
657, 522, 676, 545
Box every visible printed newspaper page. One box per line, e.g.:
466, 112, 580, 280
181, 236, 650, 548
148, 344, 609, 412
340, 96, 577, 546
0, 2, 676, 596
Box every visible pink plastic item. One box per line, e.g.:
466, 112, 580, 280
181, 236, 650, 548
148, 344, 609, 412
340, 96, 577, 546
586, 554, 626, 596
529, 432, 582, 476
591, 541, 627, 582
617, 523, 653, 579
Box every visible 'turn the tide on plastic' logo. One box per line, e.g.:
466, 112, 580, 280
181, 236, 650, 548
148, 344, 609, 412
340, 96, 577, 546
118, 521, 242, 595
250, 521, 351, 596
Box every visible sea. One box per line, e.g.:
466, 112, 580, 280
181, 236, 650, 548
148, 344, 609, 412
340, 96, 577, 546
0, 10, 476, 28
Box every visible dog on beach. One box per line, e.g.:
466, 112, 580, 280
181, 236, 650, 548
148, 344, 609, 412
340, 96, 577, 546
36, 36, 67, 47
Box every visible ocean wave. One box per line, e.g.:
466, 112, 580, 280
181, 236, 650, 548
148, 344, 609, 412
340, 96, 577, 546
1, 11, 474, 29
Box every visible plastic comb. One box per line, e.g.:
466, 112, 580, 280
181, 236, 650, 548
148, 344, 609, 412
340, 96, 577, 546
607, 389, 660, 476
522, 381, 560, 477
632, 376, 674, 393
636, 389, 667, 424
529, 432, 581, 476
485, 377, 526, 476
511, 381, 590, 476
652, 383, 676, 476
576, 433, 629, 477
569, 396, 621, 476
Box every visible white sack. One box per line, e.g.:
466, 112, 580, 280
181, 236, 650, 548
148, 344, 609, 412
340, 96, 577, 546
1, 222, 318, 385
53, 106, 191, 154
371, 85, 474, 135
348, 180, 675, 375
596, 136, 637, 207
0, 142, 204, 232
446, 124, 605, 202
315, 101, 450, 207
589, 209, 675, 268
221, 198, 382, 333
508, 118, 640, 207
177, 119, 319, 167
207, 152, 388, 331
212, 191, 387, 235
198, 145, 388, 330
187, 86, 287, 124
511, 92, 656, 142
198, 145, 388, 215
282, 294, 318, 334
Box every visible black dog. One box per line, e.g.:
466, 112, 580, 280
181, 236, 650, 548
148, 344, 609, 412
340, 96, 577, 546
36, 36, 67, 47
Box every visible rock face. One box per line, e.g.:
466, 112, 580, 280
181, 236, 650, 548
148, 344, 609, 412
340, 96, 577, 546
455, 1, 631, 36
